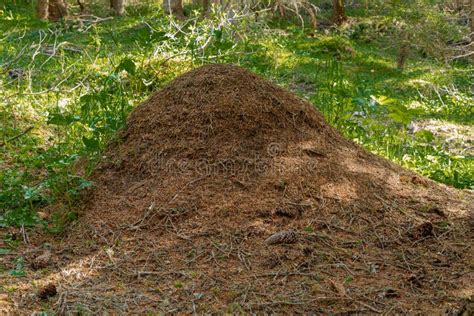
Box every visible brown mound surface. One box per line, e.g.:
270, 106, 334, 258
8, 64, 473, 314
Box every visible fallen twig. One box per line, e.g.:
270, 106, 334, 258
0, 126, 34, 147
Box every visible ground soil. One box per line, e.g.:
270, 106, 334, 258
1, 64, 473, 314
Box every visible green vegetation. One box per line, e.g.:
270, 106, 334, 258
1, 1, 473, 228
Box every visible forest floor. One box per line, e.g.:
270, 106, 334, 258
0, 1, 473, 314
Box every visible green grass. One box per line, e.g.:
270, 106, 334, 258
0, 1, 473, 227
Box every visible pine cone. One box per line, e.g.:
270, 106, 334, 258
38, 283, 57, 300
265, 230, 298, 245
31, 250, 51, 271
410, 222, 433, 240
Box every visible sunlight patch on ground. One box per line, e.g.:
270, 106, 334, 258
410, 119, 473, 155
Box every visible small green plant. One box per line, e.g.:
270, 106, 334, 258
317, 36, 355, 58
9, 257, 26, 277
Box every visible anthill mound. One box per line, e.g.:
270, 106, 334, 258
10, 65, 472, 314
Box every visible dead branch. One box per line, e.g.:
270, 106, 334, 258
0, 126, 34, 147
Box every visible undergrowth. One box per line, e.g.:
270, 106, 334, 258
0, 1, 472, 228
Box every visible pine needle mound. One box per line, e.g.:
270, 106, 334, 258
54, 65, 473, 313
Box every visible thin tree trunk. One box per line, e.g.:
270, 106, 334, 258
471, 0, 474, 36
111, 0, 125, 15
37, 0, 49, 20
397, 44, 409, 70
202, 0, 210, 15
332, 0, 347, 25
308, 7, 318, 29
163, 0, 185, 19
397, 32, 410, 71
192, 0, 209, 15
192, 0, 202, 7
77, 0, 85, 13
48, 0, 67, 21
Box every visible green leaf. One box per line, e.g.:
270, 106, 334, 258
82, 136, 100, 151
47, 113, 80, 126
9, 269, 25, 277
116, 58, 136, 75
352, 98, 368, 106
79, 94, 94, 104
415, 130, 434, 142
9, 257, 26, 277
371, 95, 396, 106
151, 31, 166, 41
0, 248, 11, 255
78, 179, 93, 190
23, 185, 41, 200
388, 111, 411, 124
386, 104, 412, 124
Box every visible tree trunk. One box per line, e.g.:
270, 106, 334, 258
332, 0, 347, 25
270, 0, 286, 19
163, 0, 185, 19
471, 0, 474, 36
48, 0, 67, 21
77, 0, 85, 13
397, 31, 410, 71
192, 0, 209, 15
37, 0, 49, 20
397, 44, 409, 70
308, 6, 318, 29
111, 0, 125, 16
202, 0, 210, 15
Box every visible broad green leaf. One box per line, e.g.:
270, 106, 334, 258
47, 113, 80, 126
371, 95, 396, 106
116, 58, 136, 75
82, 136, 100, 151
